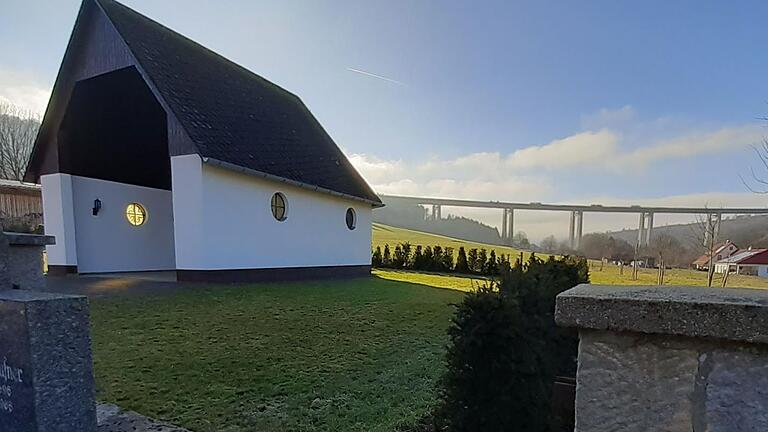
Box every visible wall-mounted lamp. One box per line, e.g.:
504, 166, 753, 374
92, 198, 102, 216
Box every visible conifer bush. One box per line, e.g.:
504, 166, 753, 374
433, 254, 589, 432
372, 243, 513, 277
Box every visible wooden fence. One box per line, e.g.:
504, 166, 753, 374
0, 180, 43, 229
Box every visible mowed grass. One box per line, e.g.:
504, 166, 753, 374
90, 277, 462, 432
373, 223, 768, 289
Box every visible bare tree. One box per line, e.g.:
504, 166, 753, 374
540, 235, 558, 254
688, 211, 720, 287
645, 232, 681, 285
741, 139, 768, 193
0, 102, 40, 181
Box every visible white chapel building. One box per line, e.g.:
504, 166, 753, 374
24, 0, 382, 282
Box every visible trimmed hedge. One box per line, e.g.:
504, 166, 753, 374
372, 243, 512, 276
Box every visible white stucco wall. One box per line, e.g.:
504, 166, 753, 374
41, 174, 78, 266
69, 175, 176, 273
758, 265, 768, 278
171, 154, 373, 270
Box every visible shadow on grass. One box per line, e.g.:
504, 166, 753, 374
372, 269, 490, 293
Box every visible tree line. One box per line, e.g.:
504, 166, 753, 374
372, 242, 515, 276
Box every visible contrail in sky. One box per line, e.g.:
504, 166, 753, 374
346, 67, 403, 85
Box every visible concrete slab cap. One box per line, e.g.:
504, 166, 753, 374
2, 232, 56, 246
555, 284, 768, 344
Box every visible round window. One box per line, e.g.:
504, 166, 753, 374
345, 208, 356, 230
271, 192, 287, 221
126, 203, 147, 226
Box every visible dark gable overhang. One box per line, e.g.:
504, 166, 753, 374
26, 0, 382, 207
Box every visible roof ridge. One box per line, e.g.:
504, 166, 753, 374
94, 0, 300, 102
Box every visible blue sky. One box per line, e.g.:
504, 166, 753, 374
2, 0, 768, 238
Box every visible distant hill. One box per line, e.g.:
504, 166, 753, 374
606, 214, 768, 250
373, 196, 504, 246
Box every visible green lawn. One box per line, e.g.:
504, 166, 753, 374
373, 223, 768, 289
91, 276, 462, 432
90, 224, 768, 432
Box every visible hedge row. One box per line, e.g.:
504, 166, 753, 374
371, 243, 514, 275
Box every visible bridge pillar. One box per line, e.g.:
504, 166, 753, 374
637, 212, 646, 248
502, 208, 508, 240
575, 211, 584, 250
507, 209, 514, 246
569, 211, 576, 249
645, 212, 654, 245
431, 204, 442, 221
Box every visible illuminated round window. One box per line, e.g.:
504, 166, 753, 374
271, 193, 287, 221
345, 208, 356, 230
126, 203, 147, 226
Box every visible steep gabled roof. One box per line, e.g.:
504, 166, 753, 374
692, 240, 737, 266
28, 0, 381, 206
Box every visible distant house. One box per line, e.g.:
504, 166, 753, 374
714, 248, 768, 277
692, 240, 738, 270
24, 0, 382, 280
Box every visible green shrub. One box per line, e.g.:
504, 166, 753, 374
434, 254, 589, 432
371, 246, 383, 267
467, 248, 479, 273
455, 247, 469, 273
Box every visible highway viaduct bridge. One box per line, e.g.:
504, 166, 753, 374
379, 194, 768, 250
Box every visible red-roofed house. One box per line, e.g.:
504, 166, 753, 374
714, 248, 768, 277
692, 240, 739, 270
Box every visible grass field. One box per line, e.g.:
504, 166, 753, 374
91, 277, 462, 432
373, 223, 768, 289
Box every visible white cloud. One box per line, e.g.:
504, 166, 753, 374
616, 125, 764, 169
499, 123, 762, 172
0, 69, 51, 115
506, 130, 619, 169
349, 153, 552, 202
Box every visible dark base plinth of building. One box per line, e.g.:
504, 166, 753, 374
176, 265, 371, 283
47, 265, 79, 276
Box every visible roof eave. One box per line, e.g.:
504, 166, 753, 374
201, 157, 384, 208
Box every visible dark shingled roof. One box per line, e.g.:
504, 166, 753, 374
95, 0, 381, 205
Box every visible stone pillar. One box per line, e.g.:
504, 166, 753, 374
0, 291, 96, 431
0, 232, 55, 290
556, 284, 768, 432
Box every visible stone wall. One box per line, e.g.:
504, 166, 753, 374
556, 284, 768, 432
